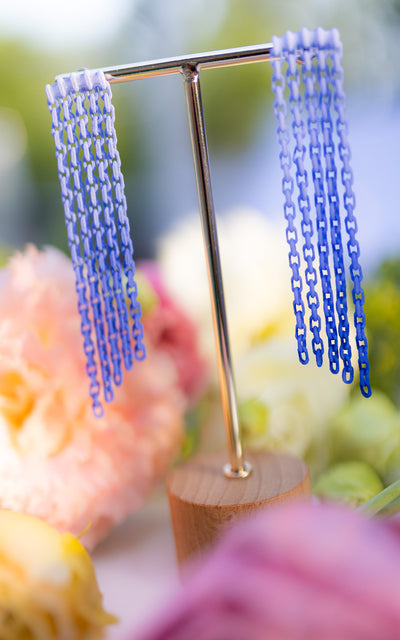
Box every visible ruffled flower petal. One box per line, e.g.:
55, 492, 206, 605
0, 245, 207, 548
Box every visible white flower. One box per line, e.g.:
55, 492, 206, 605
236, 338, 348, 460
158, 207, 293, 362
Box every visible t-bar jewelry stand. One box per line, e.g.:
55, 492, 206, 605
99, 43, 310, 564
104, 45, 272, 477
103, 43, 289, 478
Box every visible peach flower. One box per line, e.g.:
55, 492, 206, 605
0, 245, 206, 548
137, 502, 400, 640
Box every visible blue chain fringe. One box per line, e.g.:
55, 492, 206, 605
45, 70, 146, 416
270, 27, 371, 397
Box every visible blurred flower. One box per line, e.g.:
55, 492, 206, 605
140, 261, 209, 406
158, 209, 349, 464
236, 339, 348, 462
0, 245, 207, 548
158, 208, 293, 362
329, 391, 400, 484
0, 509, 116, 639
137, 501, 400, 640
313, 461, 383, 507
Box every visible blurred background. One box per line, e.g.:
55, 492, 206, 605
1, 3, 400, 631
1, 0, 399, 263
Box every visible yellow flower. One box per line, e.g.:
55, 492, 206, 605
0, 510, 116, 639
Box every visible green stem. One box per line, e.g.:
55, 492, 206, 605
358, 478, 400, 517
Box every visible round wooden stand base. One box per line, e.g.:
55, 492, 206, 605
166, 450, 311, 566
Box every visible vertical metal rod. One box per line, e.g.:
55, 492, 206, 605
182, 65, 252, 479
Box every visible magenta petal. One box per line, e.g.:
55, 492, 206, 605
136, 502, 400, 640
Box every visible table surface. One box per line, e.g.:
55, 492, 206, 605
92, 489, 179, 639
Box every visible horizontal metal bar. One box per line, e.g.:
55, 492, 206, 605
102, 42, 273, 83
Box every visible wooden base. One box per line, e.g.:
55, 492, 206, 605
166, 450, 310, 566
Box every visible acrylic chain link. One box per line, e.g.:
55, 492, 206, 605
270, 27, 371, 397
45, 70, 145, 416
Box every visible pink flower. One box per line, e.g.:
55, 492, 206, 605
136, 502, 400, 640
140, 261, 209, 406
0, 245, 191, 549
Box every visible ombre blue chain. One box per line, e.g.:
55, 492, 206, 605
284, 49, 324, 366
328, 45, 370, 397
270, 27, 371, 397
45, 70, 146, 415
271, 46, 309, 365
317, 46, 354, 384
301, 43, 340, 374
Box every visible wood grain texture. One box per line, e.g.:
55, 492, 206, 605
167, 450, 311, 566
